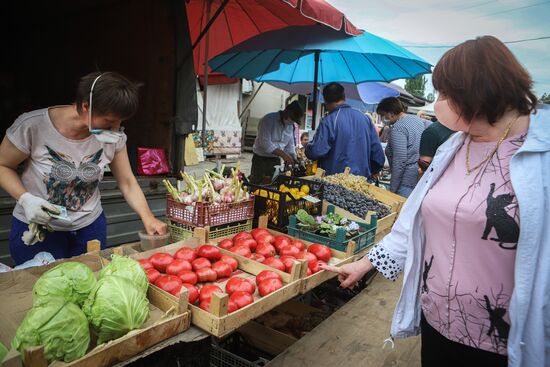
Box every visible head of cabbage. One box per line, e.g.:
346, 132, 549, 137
83, 275, 149, 344
12, 298, 90, 363
32, 262, 97, 307
99, 255, 148, 294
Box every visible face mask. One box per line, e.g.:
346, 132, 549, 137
434, 99, 470, 132
88, 74, 124, 144
381, 117, 390, 124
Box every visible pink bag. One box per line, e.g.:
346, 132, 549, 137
137, 147, 170, 175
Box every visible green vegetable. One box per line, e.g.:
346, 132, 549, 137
12, 298, 90, 363
99, 255, 148, 294
83, 275, 149, 344
0, 341, 8, 364
32, 262, 97, 307
296, 209, 316, 227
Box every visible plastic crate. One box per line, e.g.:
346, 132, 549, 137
210, 343, 269, 367
246, 176, 324, 232
168, 219, 253, 242
166, 195, 255, 227
287, 205, 377, 254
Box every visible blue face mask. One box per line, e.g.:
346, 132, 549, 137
88, 74, 124, 144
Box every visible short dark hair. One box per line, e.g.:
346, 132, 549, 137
300, 132, 308, 140
285, 100, 304, 120
376, 97, 404, 115
322, 83, 345, 103
432, 36, 537, 124
76, 71, 141, 119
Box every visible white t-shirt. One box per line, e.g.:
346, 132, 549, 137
7, 107, 127, 230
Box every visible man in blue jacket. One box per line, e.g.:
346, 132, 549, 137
305, 83, 385, 178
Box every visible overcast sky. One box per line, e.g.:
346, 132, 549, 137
327, 0, 550, 97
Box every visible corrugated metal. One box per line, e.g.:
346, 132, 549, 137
0, 177, 170, 267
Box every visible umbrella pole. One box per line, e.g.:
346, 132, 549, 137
311, 51, 320, 130
201, 0, 212, 149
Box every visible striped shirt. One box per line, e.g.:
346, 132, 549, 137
385, 114, 429, 192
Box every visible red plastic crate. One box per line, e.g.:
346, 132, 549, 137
166, 195, 255, 227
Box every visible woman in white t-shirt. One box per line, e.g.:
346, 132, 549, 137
0, 71, 167, 264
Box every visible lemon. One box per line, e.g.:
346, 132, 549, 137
300, 185, 310, 194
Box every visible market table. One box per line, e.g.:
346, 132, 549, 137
265, 273, 421, 367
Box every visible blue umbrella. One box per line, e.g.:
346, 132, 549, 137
209, 25, 431, 128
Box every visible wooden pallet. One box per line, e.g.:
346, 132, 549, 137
1, 244, 190, 367
130, 238, 302, 338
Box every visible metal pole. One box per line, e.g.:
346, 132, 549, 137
201, 0, 212, 148
311, 51, 320, 130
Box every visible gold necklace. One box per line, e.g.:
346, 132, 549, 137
465, 116, 518, 175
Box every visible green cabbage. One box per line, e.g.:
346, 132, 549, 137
32, 262, 97, 307
99, 255, 148, 294
83, 275, 149, 344
12, 298, 90, 363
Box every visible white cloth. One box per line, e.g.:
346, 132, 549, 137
196, 82, 241, 131
252, 112, 295, 158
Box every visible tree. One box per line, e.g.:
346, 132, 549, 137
540, 93, 550, 104
404, 75, 427, 99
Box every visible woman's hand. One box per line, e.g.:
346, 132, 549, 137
321, 257, 374, 288
143, 216, 168, 235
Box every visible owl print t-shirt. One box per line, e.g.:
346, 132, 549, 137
420, 129, 526, 355
7, 107, 127, 231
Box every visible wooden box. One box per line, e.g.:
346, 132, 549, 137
0, 250, 190, 367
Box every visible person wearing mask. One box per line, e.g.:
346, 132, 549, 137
249, 101, 303, 184
305, 82, 385, 178
418, 118, 455, 176
323, 35, 548, 367
377, 97, 428, 197
0, 71, 167, 265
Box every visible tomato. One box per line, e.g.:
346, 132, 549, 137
199, 284, 223, 302
199, 299, 210, 311
262, 257, 286, 272
307, 244, 332, 263
232, 231, 253, 242
296, 251, 318, 269
229, 245, 252, 258
220, 254, 239, 271
256, 243, 276, 258
149, 253, 174, 273
250, 253, 266, 263
166, 259, 192, 275
306, 267, 312, 276
196, 267, 217, 282
225, 277, 256, 295
177, 270, 198, 285
182, 283, 199, 304
255, 233, 274, 244
234, 238, 257, 251
290, 240, 306, 251
229, 291, 254, 309
174, 247, 197, 262
251, 228, 270, 240
196, 245, 222, 260
310, 260, 327, 274
279, 245, 300, 257
138, 259, 153, 271
218, 239, 233, 250
146, 268, 161, 283
192, 257, 211, 271
255, 270, 282, 286
228, 299, 239, 313
279, 256, 297, 273
258, 278, 283, 297
155, 275, 182, 296
212, 261, 233, 279
273, 235, 292, 252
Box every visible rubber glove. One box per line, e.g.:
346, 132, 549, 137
18, 192, 59, 225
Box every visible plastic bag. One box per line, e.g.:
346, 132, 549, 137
137, 148, 170, 176
14, 252, 56, 270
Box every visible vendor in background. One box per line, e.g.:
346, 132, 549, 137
248, 101, 304, 184
0, 71, 167, 265
295, 131, 309, 160
418, 118, 455, 176
377, 97, 428, 197
305, 83, 385, 178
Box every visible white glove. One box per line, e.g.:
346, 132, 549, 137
18, 192, 58, 225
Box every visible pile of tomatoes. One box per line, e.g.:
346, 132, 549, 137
137, 244, 285, 314
217, 228, 333, 276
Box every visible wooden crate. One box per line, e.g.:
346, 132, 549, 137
208, 216, 356, 295
0, 248, 190, 367
130, 238, 302, 338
